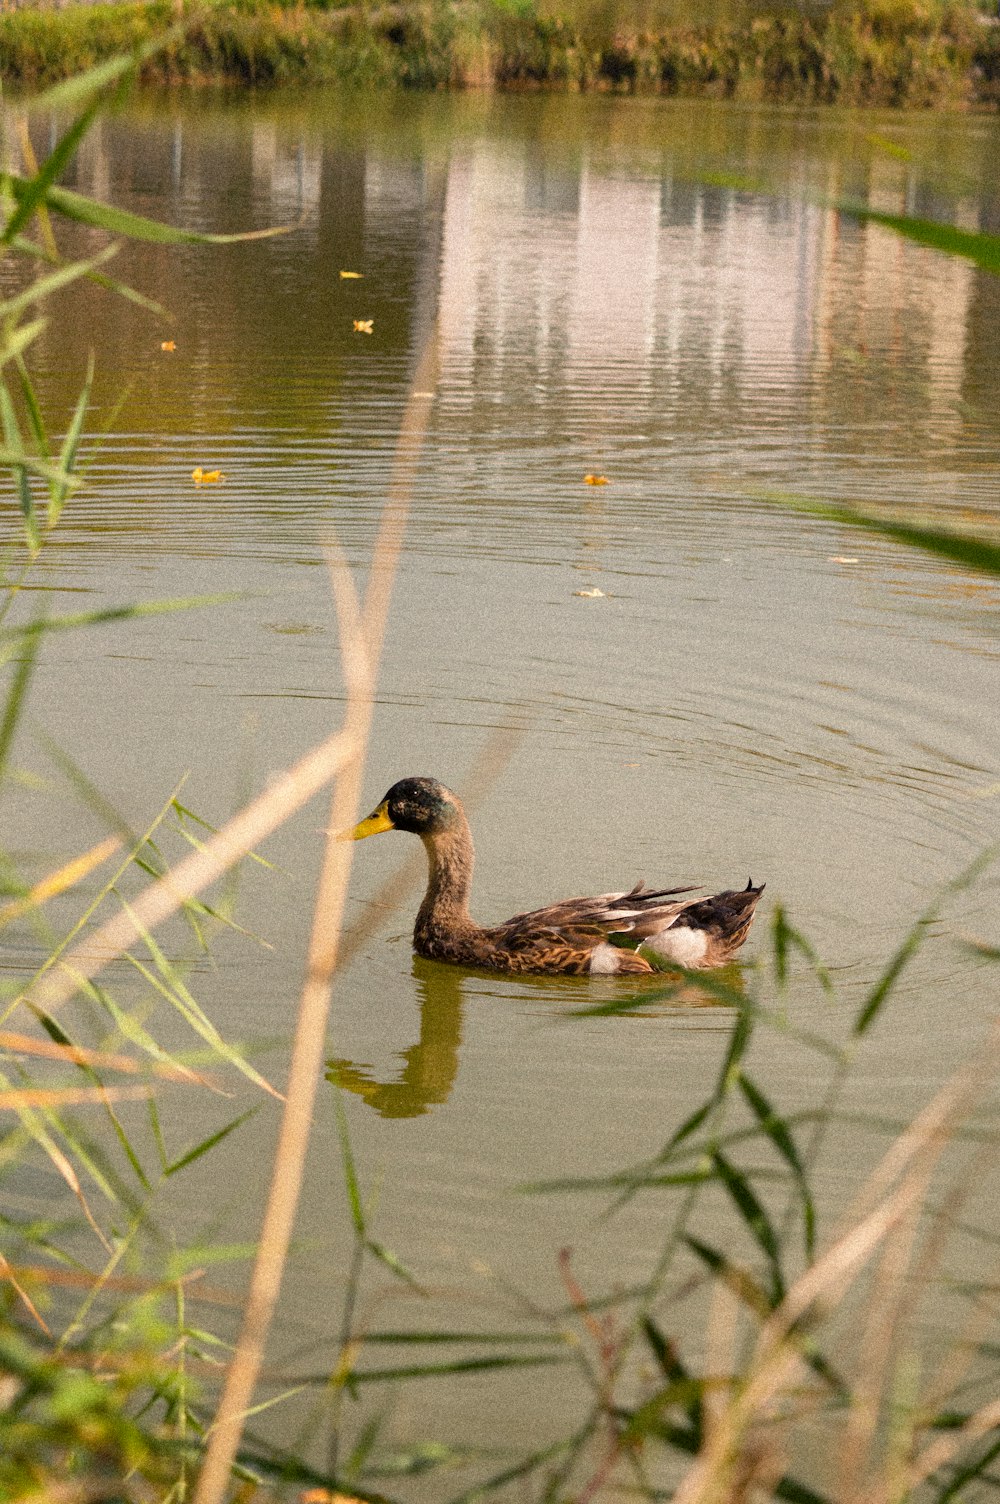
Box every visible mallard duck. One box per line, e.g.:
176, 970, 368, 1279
351, 776, 764, 977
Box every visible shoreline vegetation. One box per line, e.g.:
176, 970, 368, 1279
2, 0, 1000, 105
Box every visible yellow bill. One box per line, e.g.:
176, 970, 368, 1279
350, 801, 394, 840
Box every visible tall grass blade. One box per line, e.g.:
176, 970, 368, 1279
765, 495, 1000, 578
0, 835, 121, 929
121, 928, 279, 1099
360, 1330, 563, 1345
834, 203, 1000, 276
738, 1073, 816, 1258
0, 384, 39, 550
53, 354, 93, 524
0, 247, 118, 320
88, 979, 213, 1092
684, 1235, 771, 1316
334, 1089, 365, 1237
0, 593, 242, 645
164, 1109, 258, 1177
444, 1436, 577, 1504
854, 914, 934, 1037
0, 620, 40, 786
0, 318, 47, 371
3, 74, 111, 242
8, 177, 291, 246
717, 1006, 754, 1092
711, 1150, 785, 1302
334, 1354, 569, 1384
771, 904, 833, 995
642, 1317, 703, 1434
364, 1238, 423, 1291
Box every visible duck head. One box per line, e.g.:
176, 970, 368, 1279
351, 776, 462, 840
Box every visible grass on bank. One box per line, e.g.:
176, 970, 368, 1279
2, 0, 1000, 105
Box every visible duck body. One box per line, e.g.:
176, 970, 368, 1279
352, 776, 764, 977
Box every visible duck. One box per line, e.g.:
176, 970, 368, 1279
350, 776, 764, 977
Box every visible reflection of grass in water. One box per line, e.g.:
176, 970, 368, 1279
6, 51, 1000, 1504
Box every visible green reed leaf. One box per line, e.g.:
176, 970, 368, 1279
765, 494, 1000, 577
3, 83, 113, 244
165, 1108, 258, 1177
0, 593, 241, 645
711, 1150, 784, 1302
0, 248, 118, 319
0, 384, 39, 551
16, 360, 50, 465
0, 621, 41, 787
771, 903, 833, 995
365, 1238, 424, 1292
333, 1086, 365, 1236
738, 1073, 816, 1259
684, 1234, 771, 1316
118, 916, 277, 1094
0, 318, 47, 370
53, 355, 94, 525
854, 913, 934, 1037
7, 175, 290, 246
717, 1005, 754, 1093
622, 1376, 709, 1443
519, 1166, 714, 1194
443, 1435, 575, 1504
329, 1354, 567, 1385
662, 1099, 714, 1156
834, 202, 1000, 276
642, 1317, 702, 1435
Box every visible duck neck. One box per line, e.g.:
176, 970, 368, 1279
416, 815, 476, 943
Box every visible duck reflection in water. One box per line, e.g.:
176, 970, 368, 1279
326, 955, 751, 1120
327, 956, 464, 1119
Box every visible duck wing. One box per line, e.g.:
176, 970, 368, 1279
487, 883, 700, 973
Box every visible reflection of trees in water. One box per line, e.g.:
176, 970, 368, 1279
326, 957, 464, 1119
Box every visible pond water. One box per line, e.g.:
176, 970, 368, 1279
6, 88, 1000, 1491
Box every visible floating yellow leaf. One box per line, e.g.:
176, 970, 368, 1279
192, 467, 225, 484
583, 473, 609, 485
353, 319, 373, 334
300, 1493, 365, 1504
339, 270, 363, 279
160, 339, 176, 351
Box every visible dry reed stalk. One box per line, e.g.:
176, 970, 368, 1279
672, 1025, 1000, 1504
0, 1249, 51, 1335
0, 1084, 154, 1108
0, 1029, 195, 1078
837, 1157, 935, 1500
191, 332, 440, 1504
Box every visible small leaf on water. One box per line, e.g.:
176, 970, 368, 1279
192, 467, 225, 484
583, 473, 609, 485
353, 319, 374, 333
160, 340, 176, 351
339, 270, 363, 279
573, 587, 605, 598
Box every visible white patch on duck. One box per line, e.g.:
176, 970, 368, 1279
589, 941, 630, 975
640, 922, 709, 969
